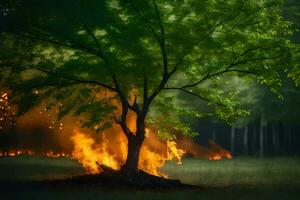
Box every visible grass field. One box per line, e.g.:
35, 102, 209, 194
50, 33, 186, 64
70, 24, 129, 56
0, 156, 300, 200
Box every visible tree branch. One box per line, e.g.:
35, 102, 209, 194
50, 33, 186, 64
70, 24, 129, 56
79, 20, 109, 63
28, 66, 117, 91
180, 46, 280, 89
14, 28, 103, 59
152, 0, 168, 76
147, 0, 180, 104
182, 69, 258, 89
163, 87, 225, 107
123, 0, 161, 43
77, 22, 133, 114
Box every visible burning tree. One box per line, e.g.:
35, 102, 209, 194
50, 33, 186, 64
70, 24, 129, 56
0, 0, 297, 181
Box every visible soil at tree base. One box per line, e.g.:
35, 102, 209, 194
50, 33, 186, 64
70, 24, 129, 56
42, 168, 196, 189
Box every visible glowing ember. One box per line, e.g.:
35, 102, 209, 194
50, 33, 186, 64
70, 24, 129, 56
0, 149, 69, 157
0, 91, 15, 130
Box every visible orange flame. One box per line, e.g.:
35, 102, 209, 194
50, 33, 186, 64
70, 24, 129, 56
207, 139, 232, 160
167, 141, 185, 164
0, 149, 69, 157
177, 138, 232, 160
71, 129, 121, 174
70, 125, 186, 176
66, 104, 188, 177
1, 91, 232, 177
0, 135, 232, 176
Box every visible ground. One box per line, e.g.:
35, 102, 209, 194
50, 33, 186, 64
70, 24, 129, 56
0, 156, 299, 200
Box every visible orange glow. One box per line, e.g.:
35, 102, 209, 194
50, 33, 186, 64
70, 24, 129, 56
71, 129, 121, 174
69, 113, 186, 177
0, 149, 69, 157
166, 141, 185, 164
138, 131, 186, 177
177, 138, 232, 161
0, 123, 232, 177
0, 90, 232, 177
65, 105, 187, 176
207, 139, 232, 160
0, 134, 232, 176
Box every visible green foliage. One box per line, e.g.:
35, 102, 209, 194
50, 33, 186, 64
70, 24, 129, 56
0, 0, 298, 137
147, 118, 198, 141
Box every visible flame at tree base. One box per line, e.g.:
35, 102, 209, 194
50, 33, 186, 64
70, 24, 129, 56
0, 129, 232, 178
71, 130, 121, 174
0, 90, 232, 178
70, 128, 185, 177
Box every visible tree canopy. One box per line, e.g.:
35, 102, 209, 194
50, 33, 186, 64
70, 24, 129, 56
0, 0, 298, 138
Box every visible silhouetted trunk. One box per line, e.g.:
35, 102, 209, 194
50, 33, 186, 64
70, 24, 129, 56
288, 125, 292, 153
122, 134, 145, 178
276, 123, 280, 153
212, 128, 216, 141
272, 123, 278, 154
230, 125, 236, 155
283, 123, 289, 153
243, 125, 248, 155
259, 117, 266, 158
252, 124, 256, 155
119, 101, 148, 179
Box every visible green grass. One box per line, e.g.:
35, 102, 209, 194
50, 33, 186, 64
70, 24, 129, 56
0, 156, 84, 181
0, 156, 300, 200
162, 157, 300, 187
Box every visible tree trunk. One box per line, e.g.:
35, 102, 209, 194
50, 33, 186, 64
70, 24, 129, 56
122, 134, 145, 179
252, 124, 256, 155
230, 125, 236, 155
259, 117, 265, 158
272, 123, 277, 154
212, 128, 216, 142
243, 125, 248, 155
282, 123, 289, 154
288, 125, 292, 153
276, 124, 280, 153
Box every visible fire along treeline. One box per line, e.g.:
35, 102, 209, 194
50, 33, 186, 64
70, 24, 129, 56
0, 92, 231, 177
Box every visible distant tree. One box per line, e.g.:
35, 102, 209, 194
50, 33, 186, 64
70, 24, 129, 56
0, 0, 297, 179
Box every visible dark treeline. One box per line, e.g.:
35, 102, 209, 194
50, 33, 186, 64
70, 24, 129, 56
193, 120, 300, 157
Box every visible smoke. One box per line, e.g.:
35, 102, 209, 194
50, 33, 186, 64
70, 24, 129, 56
0, 104, 76, 153
0, 103, 232, 160
176, 137, 232, 160
0, 93, 232, 177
